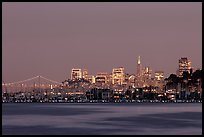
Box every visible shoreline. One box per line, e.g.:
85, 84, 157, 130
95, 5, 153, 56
2, 100, 202, 103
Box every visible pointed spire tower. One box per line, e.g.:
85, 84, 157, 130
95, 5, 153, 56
138, 55, 141, 65
136, 55, 142, 87
136, 55, 142, 77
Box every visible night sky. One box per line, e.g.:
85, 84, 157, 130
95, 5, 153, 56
2, 2, 202, 83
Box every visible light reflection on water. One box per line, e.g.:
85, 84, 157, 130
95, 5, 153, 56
2, 103, 202, 135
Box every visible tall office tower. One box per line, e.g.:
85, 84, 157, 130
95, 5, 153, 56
112, 67, 125, 85
178, 57, 191, 77
82, 69, 88, 80
143, 66, 151, 79
136, 56, 143, 87
71, 68, 82, 80
136, 56, 142, 77
143, 66, 152, 87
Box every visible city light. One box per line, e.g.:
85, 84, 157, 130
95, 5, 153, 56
2, 57, 202, 103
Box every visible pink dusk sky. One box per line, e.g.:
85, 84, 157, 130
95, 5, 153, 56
2, 2, 202, 83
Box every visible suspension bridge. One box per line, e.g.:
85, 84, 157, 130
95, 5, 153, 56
2, 76, 62, 93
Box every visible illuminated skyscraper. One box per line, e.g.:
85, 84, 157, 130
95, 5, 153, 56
71, 68, 82, 80
112, 67, 125, 85
142, 66, 152, 87
136, 56, 143, 87
136, 56, 142, 77
143, 66, 151, 79
178, 57, 191, 77
82, 69, 88, 80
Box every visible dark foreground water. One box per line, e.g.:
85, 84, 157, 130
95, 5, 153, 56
2, 103, 202, 135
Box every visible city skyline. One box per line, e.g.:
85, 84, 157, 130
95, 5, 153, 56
2, 56, 198, 85
2, 2, 202, 83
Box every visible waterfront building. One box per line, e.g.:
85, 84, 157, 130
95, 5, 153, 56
86, 88, 113, 101
178, 57, 191, 77
71, 68, 82, 80
112, 67, 125, 85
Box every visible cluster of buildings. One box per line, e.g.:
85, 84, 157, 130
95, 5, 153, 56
60, 56, 201, 101
2, 56, 202, 103
68, 57, 195, 88
67, 56, 165, 91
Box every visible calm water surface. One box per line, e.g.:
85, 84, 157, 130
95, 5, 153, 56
2, 103, 202, 135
